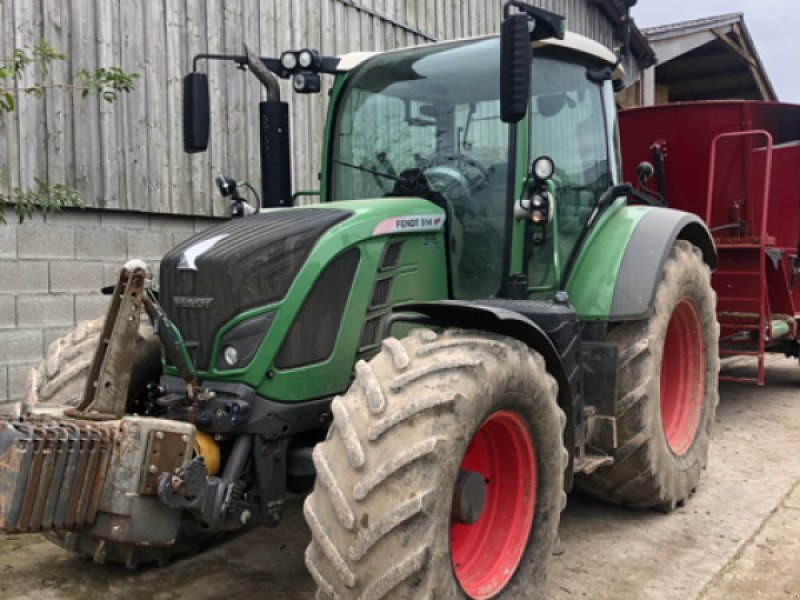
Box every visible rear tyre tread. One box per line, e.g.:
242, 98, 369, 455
576, 241, 720, 510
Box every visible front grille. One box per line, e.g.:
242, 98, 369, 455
370, 278, 392, 309
274, 248, 361, 369
358, 316, 382, 352
379, 240, 404, 271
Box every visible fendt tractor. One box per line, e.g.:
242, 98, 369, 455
0, 2, 719, 598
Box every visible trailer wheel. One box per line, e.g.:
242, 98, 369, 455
24, 316, 161, 414
304, 329, 566, 599
576, 240, 719, 511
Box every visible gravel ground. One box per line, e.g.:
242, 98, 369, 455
1, 354, 799, 599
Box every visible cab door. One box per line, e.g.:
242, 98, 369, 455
514, 55, 620, 297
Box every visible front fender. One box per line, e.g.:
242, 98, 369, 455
392, 300, 577, 486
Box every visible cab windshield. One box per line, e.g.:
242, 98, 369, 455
329, 38, 509, 298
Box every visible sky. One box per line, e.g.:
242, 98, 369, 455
632, 0, 800, 103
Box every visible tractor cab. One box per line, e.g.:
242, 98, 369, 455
324, 35, 623, 299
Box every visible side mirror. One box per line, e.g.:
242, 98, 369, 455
637, 161, 655, 185
500, 13, 532, 124
183, 72, 210, 153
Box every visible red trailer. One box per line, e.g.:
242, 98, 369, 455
620, 101, 800, 384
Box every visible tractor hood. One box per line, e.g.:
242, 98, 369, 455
160, 208, 352, 369
159, 198, 445, 371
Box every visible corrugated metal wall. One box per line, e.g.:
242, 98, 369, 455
0, 0, 616, 217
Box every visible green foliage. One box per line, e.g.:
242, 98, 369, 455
0, 180, 83, 225
78, 66, 139, 103
0, 39, 137, 223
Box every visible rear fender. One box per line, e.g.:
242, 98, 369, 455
568, 205, 715, 321
609, 209, 716, 321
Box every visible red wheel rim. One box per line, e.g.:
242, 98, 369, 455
450, 410, 537, 599
660, 298, 706, 455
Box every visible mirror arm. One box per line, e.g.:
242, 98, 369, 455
190, 51, 283, 101
192, 53, 246, 72
503, 1, 566, 41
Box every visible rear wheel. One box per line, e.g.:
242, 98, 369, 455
576, 240, 719, 510
304, 329, 567, 599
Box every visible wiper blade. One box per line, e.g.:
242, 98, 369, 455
332, 158, 405, 183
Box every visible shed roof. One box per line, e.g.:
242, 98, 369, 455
642, 13, 777, 102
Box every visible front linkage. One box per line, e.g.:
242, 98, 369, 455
0, 262, 274, 545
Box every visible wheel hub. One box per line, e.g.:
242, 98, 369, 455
451, 470, 486, 525
450, 410, 537, 599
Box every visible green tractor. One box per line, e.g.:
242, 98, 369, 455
3, 2, 719, 598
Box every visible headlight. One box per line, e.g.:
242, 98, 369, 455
298, 50, 314, 68
532, 156, 555, 181
216, 311, 276, 371
280, 52, 298, 71
223, 345, 240, 368
293, 71, 321, 94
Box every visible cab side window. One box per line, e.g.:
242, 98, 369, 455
527, 57, 610, 288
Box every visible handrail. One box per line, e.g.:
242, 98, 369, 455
706, 129, 774, 385
705, 129, 774, 244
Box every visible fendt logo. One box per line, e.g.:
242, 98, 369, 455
372, 214, 446, 236
395, 216, 441, 229
173, 296, 214, 309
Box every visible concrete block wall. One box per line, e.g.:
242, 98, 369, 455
0, 207, 220, 414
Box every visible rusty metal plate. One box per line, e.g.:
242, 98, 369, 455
63, 425, 91, 529
78, 268, 147, 418
15, 424, 46, 532
2, 415, 191, 544
86, 427, 113, 524
52, 423, 81, 529
0, 417, 116, 534
41, 425, 70, 530
0, 420, 34, 532
139, 430, 189, 496
28, 427, 59, 531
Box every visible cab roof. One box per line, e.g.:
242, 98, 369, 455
336, 31, 617, 72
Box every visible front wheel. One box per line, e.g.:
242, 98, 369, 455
576, 240, 719, 511
304, 329, 567, 599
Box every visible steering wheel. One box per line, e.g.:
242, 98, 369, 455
424, 153, 490, 191
422, 154, 490, 217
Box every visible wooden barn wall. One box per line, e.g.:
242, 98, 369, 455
0, 0, 616, 216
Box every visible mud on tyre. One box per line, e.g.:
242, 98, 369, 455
24, 316, 161, 414
576, 240, 720, 511
304, 328, 568, 599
